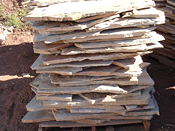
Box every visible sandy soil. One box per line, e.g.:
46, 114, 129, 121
0, 0, 175, 131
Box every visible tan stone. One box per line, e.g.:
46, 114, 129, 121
62, 42, 162, 55
39, 120, 143, 128
34, 41, 73, 53
38, 60, 113, 70
36, 67, 83, 75
52, 110, 118, 121
74, 32, 164, 48
45, 27, 155, 44
112, 55, 143, 70
122, 7, 164, 19
25, 0, 155, 21
22, 110, 55, 123
49, 73, 121, 85
31, 54, 48, 70
32, 14, 119, 33
43, 53, 145, 65
30, 73, 43, 89
43, 92, 150, 108
36, 94, 72, 101
167, 0, 175, 7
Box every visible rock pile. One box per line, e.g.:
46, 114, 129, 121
22, 0, 165, 130
152, 0, 175, 69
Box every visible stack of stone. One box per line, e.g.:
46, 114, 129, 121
22, 0, 165, 129
152, 0, 175, 69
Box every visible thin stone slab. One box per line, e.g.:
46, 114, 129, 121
73, 65, 120, 76
52, 111, 121, 121
86, 14, 164, 32
32, 14, 120, 33
107, 90, 142, 99
26, 96, 45, 111
36, 94, 72, 101
75, 119, 108, 125
125, 98, 155, 111
165, 4, 175, 11
27, 96, 127, 111
31, 54, 48, 70
122, 7, 164, 19
22, 110, 55, 123
36, 67, 83, 75
75, 116, 152, 124
74, 32, 164, 48
70, 108, 126, 114
42, 27, 155, 44
79, 90, 141, 104
62, 42, 162, 55
39, 120, 143, 128
43, 92, 150, 108
24, 0, 105, 7
26, 94, 153, 112
51, 95, 153, 120
33, 27, 155, 44
158, 7, 175, 16
70, 108, 127, 115
156, 2, 167, 7
167, 0, 175, 7
31, 87, 37, 94
43, 52, 149, 65
49, 74, 122, 85
42, 65, 119, 76
57, 77, 138, 87
61, 32, 154, 43
34, 49, 61, 55
38, 75, 147, 94
30, 73, 43, 89
34, 41, 73, 53
112, 55, 143, 70
137, 72, 155, 85
75, 12, 118, 23
37, 60, 113, 70
53, 72, 153, 87
105, 115, 153, 121
38, 80, 128, 94
157, 24, 175, 34
74, 64, 148, 77
124, 98, 159, 116
25, 0, 155, 21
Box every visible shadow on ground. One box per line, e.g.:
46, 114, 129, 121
0, 43, 39, 131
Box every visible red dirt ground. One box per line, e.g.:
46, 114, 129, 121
0, 0, 175, 131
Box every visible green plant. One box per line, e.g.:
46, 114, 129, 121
0, 3, 4, 20
17, 9, 26, 18
4, 12, 20, 28
4, 8, 27, 29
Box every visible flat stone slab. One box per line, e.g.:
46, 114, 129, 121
43, 52, 149, 65
37, 60, 113, 70
34, 27, 154, 44
22, 110, 55, 123
25, 0, 155, 21
74, 32, 164, 49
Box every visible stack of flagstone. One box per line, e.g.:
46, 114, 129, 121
22, 0, 165, 129
152, 0, 175, 69
154, 0, 167, 7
